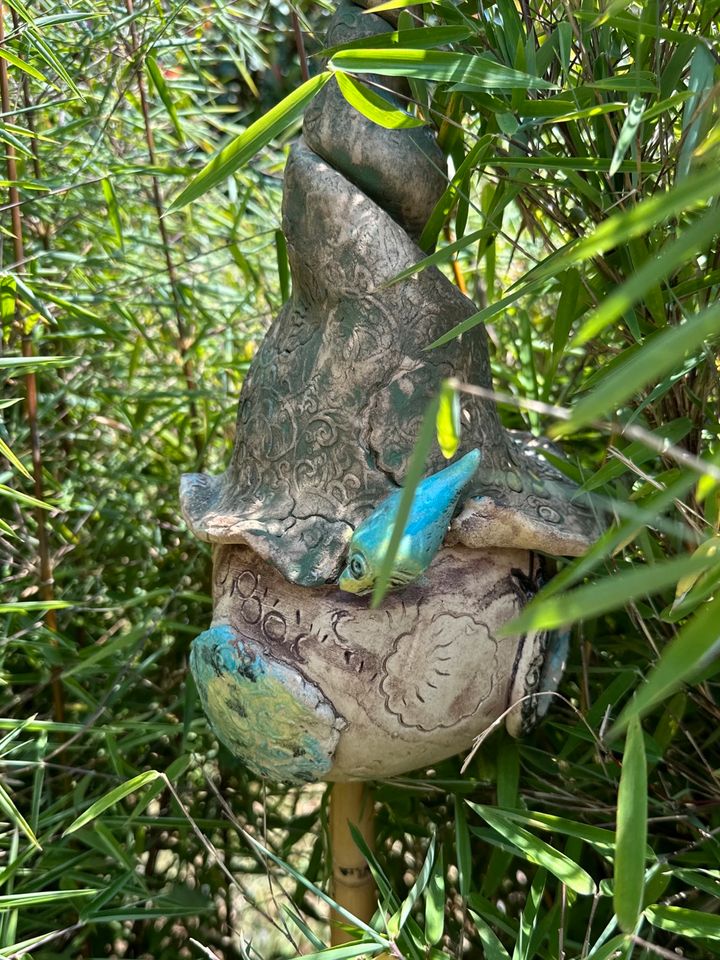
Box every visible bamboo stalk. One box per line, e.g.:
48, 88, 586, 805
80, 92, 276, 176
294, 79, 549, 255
123, 0, 203, 460
0, 3, 64, 722
329, 781, 377, 945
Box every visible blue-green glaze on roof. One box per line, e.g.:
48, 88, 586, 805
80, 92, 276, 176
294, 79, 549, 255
339, 449, 481, 595
189, 625, 342, 783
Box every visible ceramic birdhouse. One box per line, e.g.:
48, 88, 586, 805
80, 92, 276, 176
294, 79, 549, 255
180, 0, 603, 783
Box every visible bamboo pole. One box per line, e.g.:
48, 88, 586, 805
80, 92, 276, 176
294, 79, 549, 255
0, 3, 64, 723
123, 0, 203, 461
329, 782, 377, 945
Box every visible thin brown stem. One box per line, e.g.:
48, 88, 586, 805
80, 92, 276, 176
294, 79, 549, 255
0, 3, 64, 723
291, 9, 309, 83
124, 0, 203, 459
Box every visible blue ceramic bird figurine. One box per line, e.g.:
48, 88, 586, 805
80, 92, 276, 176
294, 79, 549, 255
338, 449, 481, 595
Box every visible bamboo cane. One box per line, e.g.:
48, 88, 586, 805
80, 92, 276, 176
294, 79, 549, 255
329, 782, 377, 945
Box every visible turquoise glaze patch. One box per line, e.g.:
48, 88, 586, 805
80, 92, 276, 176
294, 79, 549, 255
190, 624, 343, 782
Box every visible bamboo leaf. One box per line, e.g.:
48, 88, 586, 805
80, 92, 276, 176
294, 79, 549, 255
474, 807, 630, 858
500, 551, 716, 635
572, 208, 720, 346
275, 229, 290, 301
419, 135, 492, 250
170, 72, 331, 210
455, 794, 472, 898
0, 483, 51, 510
552, 268, 582, 361
0, 47, 53, 87
0, 783, 41, 851
322, 25, 472, 58
468, 804, 596, 895
0, 601, 72, 613
614, 718, 648, 931
0, 889, 97, 911
586, 935, 631, 960
363, 0, 442, 12
609, 96, 645, 176
672, 537, 720, 610
514, 162, 720, 292
556, 301, 720, 434
329, 49, 555, 91
436, 380, 461, 459
678, 45, 716, 179
471, 914, 511, 960
301, 944, 385, 960
424, 847, 445, 944
0, 436, 32, 481
0, 355, 78, 371
395, 830, 435, 932
101, 178, 123, 249
645, 905, 720, 941
63, 770, 162, 835
611, 591, 720, 736
334, 72, 424, 130
146, 55, 183, 141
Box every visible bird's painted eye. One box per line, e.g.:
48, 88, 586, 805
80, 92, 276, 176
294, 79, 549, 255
349, 553, 366, 579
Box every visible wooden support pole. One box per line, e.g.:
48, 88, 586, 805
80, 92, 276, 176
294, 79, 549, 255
330, 782, 376, 945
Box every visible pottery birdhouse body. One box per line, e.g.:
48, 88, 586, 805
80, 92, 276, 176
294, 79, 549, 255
181, 0, 602, 782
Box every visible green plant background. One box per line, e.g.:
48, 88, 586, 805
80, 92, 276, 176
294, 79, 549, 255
1, 0, 719, 956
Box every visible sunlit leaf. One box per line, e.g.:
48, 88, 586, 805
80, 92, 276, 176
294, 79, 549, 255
614, 718, 648, 931
609, 96, 645, 176
556, 301, 720, 434
334, 72, 424, 129
436, 380, 461, 459
170, 72, 331, 209
64, 770, 162, 835
645, 905, 720, 941
330, 49, 555, 91
611, 591, 720, 736
468, 804, 596, 895
500, 551, 717, 635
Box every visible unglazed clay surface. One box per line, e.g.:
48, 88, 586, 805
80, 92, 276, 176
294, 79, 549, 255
180, 0, 602, 782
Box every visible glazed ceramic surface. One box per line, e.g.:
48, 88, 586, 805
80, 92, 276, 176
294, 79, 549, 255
180, 0, 600, 782
191, 544, 562, 781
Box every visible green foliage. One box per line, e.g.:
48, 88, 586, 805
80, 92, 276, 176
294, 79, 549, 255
1, 0, 719, 956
